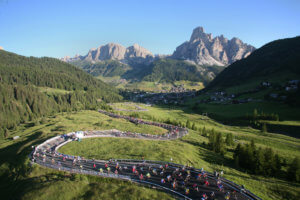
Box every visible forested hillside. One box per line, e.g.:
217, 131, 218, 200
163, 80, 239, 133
0, 50, 122, 135
71, 60, 132, 77
207, 36, 300, 89
69, 58, 225, 88
142, 59, 224, 85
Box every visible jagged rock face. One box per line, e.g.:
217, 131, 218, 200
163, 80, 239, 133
172, 27, 255, 66
85, 43, 126, 61
63, 43, 154, 64
125, 43, 153, 58
125, 43, 154, 64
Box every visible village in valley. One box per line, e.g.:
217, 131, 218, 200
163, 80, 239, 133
120, 80, 299, 107
196, 80, 299, 105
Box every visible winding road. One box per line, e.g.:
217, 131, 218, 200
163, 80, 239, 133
30, 110, 261, 200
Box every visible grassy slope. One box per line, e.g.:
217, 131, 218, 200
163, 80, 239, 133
111, 103, 300, 159
38, 87, 72, 95
22, 166, 172, 200
110, 102, 146, 110
58, 104, 300, 200
0, 110, 172, 200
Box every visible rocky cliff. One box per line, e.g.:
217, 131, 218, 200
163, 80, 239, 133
172, 27, 255, 66
62, 43, 154, 64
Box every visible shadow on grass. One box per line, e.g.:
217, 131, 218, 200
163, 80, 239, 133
179, 137, 235, 170
148, 103, 300, 139
0, 130, 63, 200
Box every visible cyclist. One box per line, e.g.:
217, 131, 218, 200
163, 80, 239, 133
204, 179, 209, 186
167, 175, 172, 182
185, 187, 189, 195
139, 174, 144, 180
225, 192, 230, 200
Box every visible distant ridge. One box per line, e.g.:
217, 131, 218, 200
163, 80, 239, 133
62, 43, 154, 65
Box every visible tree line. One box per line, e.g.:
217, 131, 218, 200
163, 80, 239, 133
245, 109, 279, 121
234, 140, 300, 182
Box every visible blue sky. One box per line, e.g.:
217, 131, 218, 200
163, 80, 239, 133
0, 0, 299, 58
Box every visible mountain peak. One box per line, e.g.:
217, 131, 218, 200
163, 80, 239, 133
0, 46, 3, 50
194, 26, 205, 33
126, 43, 153, 60
106, 43, 125, 47
173, 26, 256, 66
190, 26, 208, 42
132, 43, 140, 48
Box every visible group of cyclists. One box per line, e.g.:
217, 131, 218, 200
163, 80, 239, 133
30, 110, 246, 200
98, 109, 188, 139
33, 146, 239, 200
88, 158, 237, 200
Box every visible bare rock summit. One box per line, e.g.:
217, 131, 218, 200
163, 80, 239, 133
172, 27, 255, 66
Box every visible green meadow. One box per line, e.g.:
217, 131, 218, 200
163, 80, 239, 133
1, 106, 299, 200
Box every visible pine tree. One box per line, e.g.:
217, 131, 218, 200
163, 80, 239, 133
261, 123, 267, 133
287, 157, 300, 182
255, 147, 265, 174
191, 123, 196, 130
208, 129, 216, 150
253, 109, 258, 120
246, 143, 256, 172
264, 148, 276, 176
225, 133, 234, 146
274, 154, 282, 174
186, 119, 191, 129
215, 132, 226, 155
250, 140, 255, 150
234, 143, 241, 167
4, 128, 9, 138
199, 126, 203, 135
202, 127, 207, 137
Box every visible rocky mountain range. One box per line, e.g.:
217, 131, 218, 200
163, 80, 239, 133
172, 27, 256, 66
62, 26, 255, 67
62, 43, 154, 64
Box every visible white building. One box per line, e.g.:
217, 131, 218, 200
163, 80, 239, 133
75, 131, 84, 138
